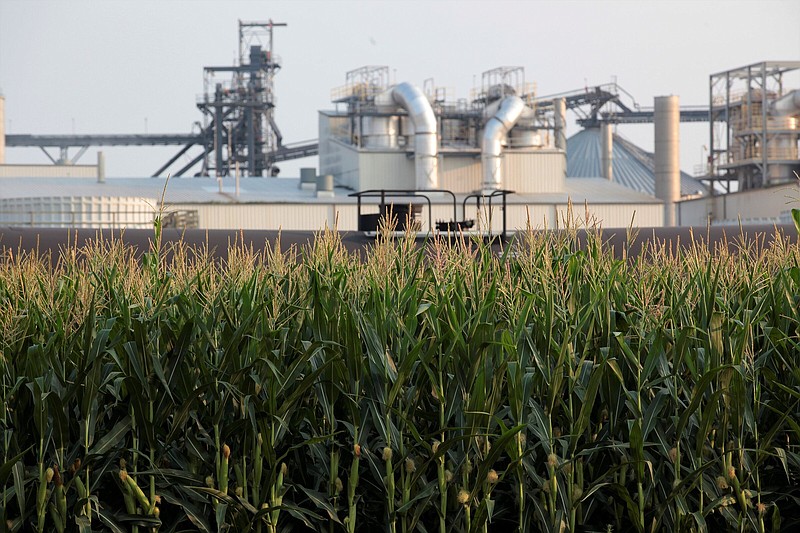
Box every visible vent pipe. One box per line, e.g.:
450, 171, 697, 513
554, 97, 567, 151
771, 89, 800, 116
482, 95, 525, 190
601, 122, 613, 181
0, 92, 5, 165
390, 83, 439, 190
654, 95, 680, 227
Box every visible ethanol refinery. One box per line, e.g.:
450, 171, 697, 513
1, 21, 798, 233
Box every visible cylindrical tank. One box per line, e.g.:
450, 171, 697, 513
654, 95, 680, 227
601, 122, 613, 181
316, 174, 334, 198
509, 128, 542, 148
362, 116, 399, 148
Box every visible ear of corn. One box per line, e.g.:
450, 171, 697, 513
1, 226, 800, 531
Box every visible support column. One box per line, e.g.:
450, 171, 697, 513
554, 97, 566, 151
655, 95, 680, 227
601, 121, 613, 181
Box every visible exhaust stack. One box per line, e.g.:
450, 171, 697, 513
481, 95, 526, 190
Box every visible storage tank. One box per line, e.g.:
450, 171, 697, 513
362, 116, 399, 148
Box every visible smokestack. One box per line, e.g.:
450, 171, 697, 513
654, 95, 680, 227
0, 92, 5, 165
554, 97, 566, 150
601, 121, 613, 181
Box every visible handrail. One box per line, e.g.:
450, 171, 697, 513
462, 189, 514, 240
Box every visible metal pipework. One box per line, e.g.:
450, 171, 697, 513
481, 95, 526, 190
654, 95, 680, 227
388, 82, 439, 190
770, 89, 800, 116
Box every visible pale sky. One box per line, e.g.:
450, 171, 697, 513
1, 0, 799, 178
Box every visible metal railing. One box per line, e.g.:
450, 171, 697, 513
0, 209, 156, 229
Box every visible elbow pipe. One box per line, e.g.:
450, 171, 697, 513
481, 95, 525, 190
391, 82, 439, 190
770, 89, 800, 116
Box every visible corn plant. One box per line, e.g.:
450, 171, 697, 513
0, 222, 799, 532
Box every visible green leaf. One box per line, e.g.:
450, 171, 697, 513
88, 416, 131, 457
569, 358, 605, 454
296, 485, 343, 524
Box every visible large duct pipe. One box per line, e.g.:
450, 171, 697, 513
770, 89, 800, 116
554, 97, 567, 151
482, 95, 526, 190
601, 122, 613, 181
654, 95, 680, 227
0, 93, 5, 165
390, 83, 439, 190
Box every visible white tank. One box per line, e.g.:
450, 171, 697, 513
362, 116, 399, 148
0, 196, 157, 228
509, 128, 543, 148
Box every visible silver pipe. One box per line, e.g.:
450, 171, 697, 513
770, 89, 800, 116
654, 95, 680, 227
554, 97, 567, 151
481, 95, 525, 190
601, 122, 613, 181
391, 83, 439, 189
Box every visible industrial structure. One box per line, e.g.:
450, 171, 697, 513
1, 35, 799, 231
3, 21, 318, 178
704, 61, 800, 191
320, 65, 565, 194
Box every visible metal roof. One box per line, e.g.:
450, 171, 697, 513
0, 175, 659, 206
566, 128, 707, 197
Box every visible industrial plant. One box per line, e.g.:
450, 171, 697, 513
0, 21, 798, 232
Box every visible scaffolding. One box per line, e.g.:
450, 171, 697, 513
196, 19, 287, 177
708, 61, 800, 191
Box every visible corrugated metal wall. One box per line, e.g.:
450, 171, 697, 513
358, 152, 415, 190
504, 151, 566, 193
440, 155, 481, 192
168, 201, 661, 231
679, 184, 800, 225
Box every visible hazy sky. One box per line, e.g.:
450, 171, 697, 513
1, 0, 799, 178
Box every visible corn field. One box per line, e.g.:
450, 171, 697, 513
1, 222, 800, 532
